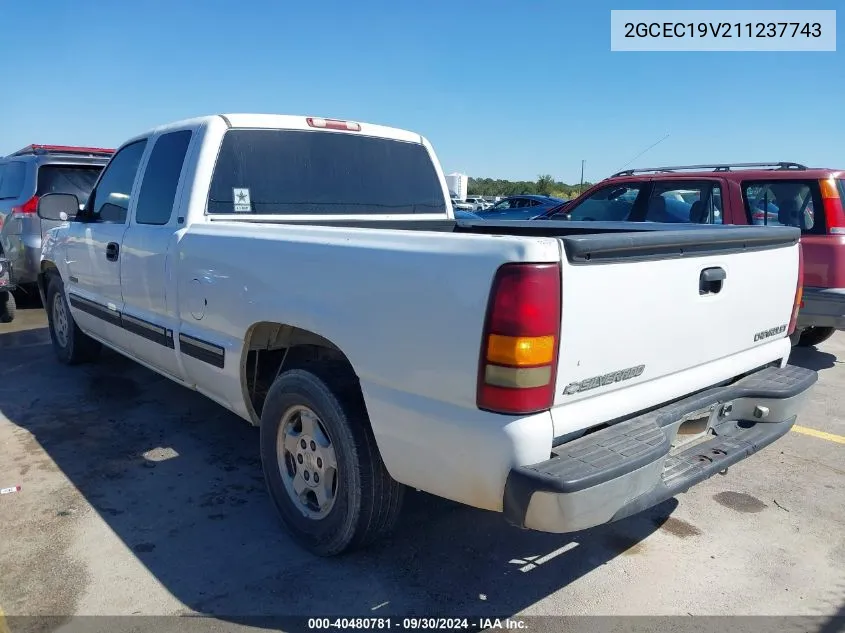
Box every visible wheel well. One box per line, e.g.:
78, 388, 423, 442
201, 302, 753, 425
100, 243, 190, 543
241, 322, 360, 425
38, 262, 59, 305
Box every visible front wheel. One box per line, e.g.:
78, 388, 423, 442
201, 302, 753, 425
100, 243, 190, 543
46, 276, 102, 364
260, 366, 404, 556
796, 326, 836, 348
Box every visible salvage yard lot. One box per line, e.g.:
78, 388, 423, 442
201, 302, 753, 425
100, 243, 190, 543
0, 304, 843, 624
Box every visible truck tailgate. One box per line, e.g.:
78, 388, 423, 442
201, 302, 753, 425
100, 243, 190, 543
550, 226, 800, 436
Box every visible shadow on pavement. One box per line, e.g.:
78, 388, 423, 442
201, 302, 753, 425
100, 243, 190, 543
788, 346, 838, 372
0, 329, 673, 627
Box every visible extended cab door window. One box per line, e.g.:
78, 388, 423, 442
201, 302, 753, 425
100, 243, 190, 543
84, 140, 148, 224
135, 130, 193, 225
742, 180, 824, 234
644, 181, 724, 224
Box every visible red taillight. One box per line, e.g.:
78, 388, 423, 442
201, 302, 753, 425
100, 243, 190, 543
306, 117, 361, 132
11, 195, 38, 215
477, 263, 561, 415
820, 178, 845, 234
788, 243, 804, 335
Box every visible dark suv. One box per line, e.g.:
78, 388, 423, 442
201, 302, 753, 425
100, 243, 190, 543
0, 145, 113, 294
538, 162, 845, 348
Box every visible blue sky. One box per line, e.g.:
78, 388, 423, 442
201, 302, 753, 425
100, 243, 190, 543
0, 0, 842, 183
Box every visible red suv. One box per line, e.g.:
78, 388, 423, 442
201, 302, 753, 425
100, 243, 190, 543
539, 162, 845, 347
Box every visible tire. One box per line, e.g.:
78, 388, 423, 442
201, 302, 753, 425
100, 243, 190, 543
796, 326, 836, 348
0, 291, 15, 323
45, 276, 102, 365
259, 365, 404, 556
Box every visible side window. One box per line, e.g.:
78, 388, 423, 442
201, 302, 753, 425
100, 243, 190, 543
645, 181, 723, 224
86, 140, 147, 224
491, 199, 513, 210
563, 183, 645, 221
0, 162, 27, 200
135, 131, 192, 225
742, 180, 823, 234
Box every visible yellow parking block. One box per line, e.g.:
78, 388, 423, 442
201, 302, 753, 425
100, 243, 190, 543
0, 606, 10, 633
792, 425, 845, 445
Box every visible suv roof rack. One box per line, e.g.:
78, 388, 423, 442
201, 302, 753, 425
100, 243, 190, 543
8, 144, 115, 158
610, 162, 808, 178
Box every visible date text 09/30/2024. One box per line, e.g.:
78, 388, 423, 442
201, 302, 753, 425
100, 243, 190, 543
307, 617, 528, 630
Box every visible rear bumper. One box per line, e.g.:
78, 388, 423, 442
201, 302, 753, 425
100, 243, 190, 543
503, 364, 817, 533
0, 232, 41, 285
797, 287, 845, 330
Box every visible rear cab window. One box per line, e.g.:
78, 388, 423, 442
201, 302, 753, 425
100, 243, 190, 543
207, 129, 447, 215
37, 164, 104, 205
741, 180, 824, 234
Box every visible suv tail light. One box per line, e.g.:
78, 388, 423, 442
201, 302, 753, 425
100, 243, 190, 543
788, 243, 804, 335
11, 195, 38, 215
477, 263, 561, 414
820, 178, 845, 234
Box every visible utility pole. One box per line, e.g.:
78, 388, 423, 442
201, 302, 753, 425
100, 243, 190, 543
579, 160, 585, 195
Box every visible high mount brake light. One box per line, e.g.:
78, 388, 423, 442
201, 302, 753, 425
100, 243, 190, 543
306, 117, 362, 132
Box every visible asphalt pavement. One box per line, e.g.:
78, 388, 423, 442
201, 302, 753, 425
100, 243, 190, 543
0, 300, 842, 633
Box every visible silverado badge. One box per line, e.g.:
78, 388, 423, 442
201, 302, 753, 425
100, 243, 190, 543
563, 364, 646, 396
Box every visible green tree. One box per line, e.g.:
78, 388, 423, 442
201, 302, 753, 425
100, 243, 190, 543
536, 174, 554, 196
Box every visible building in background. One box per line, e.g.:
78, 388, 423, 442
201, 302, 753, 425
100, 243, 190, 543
445, 172, 468, 201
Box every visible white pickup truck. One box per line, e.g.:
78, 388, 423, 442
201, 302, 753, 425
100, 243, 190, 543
36, 113, 816, 556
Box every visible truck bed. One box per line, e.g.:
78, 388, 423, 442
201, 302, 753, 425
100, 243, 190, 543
210, 215, 800, 257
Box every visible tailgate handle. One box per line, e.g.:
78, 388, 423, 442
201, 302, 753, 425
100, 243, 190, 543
699, 267, 726, 295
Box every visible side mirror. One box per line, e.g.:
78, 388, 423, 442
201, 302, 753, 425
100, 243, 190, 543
37, 193, 81, 222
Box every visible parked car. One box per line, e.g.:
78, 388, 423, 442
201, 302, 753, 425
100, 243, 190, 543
0, 145, 113, 295
449, 194, 474, 212
38, 115, 814, 557
536, 162, 844, 348
464, 196, 491, 211
475, 194, 567, 220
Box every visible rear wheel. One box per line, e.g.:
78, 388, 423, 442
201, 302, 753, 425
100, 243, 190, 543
260, 365, 404, 556
796, 326, 836, 348
0, 291, 15, 323
46, 276, 102, 364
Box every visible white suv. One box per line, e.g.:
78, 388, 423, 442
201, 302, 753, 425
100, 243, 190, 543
465, 196, 491, 211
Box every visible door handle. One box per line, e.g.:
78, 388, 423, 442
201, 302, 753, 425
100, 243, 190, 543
106, 242, 120, 262
699, 267, 726, 295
